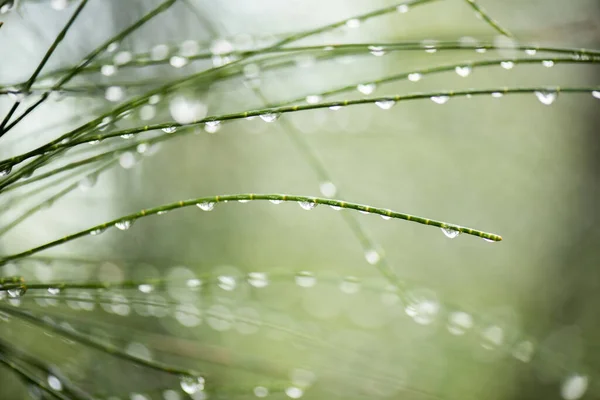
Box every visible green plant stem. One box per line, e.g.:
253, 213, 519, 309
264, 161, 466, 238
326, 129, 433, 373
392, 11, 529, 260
0, 0, 90, 136
0, 304, 203, 377
4, 85, 594, 168
0, 193, 502, 266
0, 0, 178, 136
464, 0, 512, 37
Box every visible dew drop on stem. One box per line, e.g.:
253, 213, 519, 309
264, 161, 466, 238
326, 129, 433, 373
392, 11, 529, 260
500, 61, 514, 70
592, 91, 600, 100
375, 100, 396, 110
441, 227, 461, 239
115, 220, 134, 230
0, 166, 12, 177
357, 83, 376, 95
430, 95, 449, 105
535, 90, 557, 105
196, 202, 215, 211
397, 4, 409, 13
364, 249, 381, 265
180, 376, 205, 394
455, 66, 471, 77
259, 112, 280, 123
298, 201, 317, 210
408, 72, 422, 82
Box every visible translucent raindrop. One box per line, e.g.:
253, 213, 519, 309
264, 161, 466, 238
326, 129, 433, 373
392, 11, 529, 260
179, 39, 199, 57
196, 202, 215, 211
162, 126, 177, 133
525, 48, 537, 55
329, 105, 342, 111
106, 42, 119, 53
447, 311, 473, 335
481, 325, 504, 349
204, 120, 221, 133
339, 276, 361, 294
535, 90, 557, 105
138, 284, 153, 293
210, 38, 234, 55
248, 272, 269, 288
217, 275, 236, 291
119, 152, 137, 169
305, 95, 322, 104
491, 92, 503, 98
500, 61, 514, 70
285, 386, 304, 399
243, 63, 260, 79
254, 386, 269, 398
430, 95, 449, 105
0, 1, 15, 14
295, 271, 316, 288
105, 86, 124, 102
397, 4, 409, 13
455, 65, 471, 77
101, 65, 116, 76
7, 286, 26, 298
139, 105, 156, 121
424, 45, 437, 54
47, 288, 61, 295
405, 290, 439, 325
357, 83, 376, 95
375, 100, 396, 110
441, 227, 460, 238
150, 44, 170, 61
259, 112, 280, 123
115, 220, 134, 230
47, 375, 62, 391
512, 340, 534, 363
298, 201, 317, 210
319, 181, 337, 198
169, 96, 207, 124
149, 94, 161, 105
346, 19, 360, 28
561, 374, 588, 400
169, 56, 188, 68
364, 249, 381, 265
475, 46, 487, 53
368, 46, 386, 57
269, 199, 283, 205
592, 91, 600, 99
180, 376, 205, 395
0, 166, 12, 177
542, 60, 555, 68
90, 228, 106, 236
113, 51, 132, 66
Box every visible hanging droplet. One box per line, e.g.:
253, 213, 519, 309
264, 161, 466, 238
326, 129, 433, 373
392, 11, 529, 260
254, 386, 269, 398
535, 90, 557, 105
0, 166, 12, 177
305, 95, 322, 104
329, 105, 342, 111
295, 271, 316, 288
162, 126, 177, 133
179, 39, 199, 57
424, 45, 437, 54
196, 202, 215, 211
475, 46, 487, 53
483, 237, 496, 243
259, 112, 280, 123
500, 61, 514, 70
430, 95, 449, 105
368, 46, 386, 57
113, 51, 132, 66
149, 94, 161, 105
169, 56, 188, 68
115, 220, 134, 231
48, 288, 61, 295
397, 4, 409, 13
247, 272, 269, 288
180, 376, 205, 395
380, 214, 391, 220
375, 100, 396, 110
151, 44, 170, 60
285, 387, 304, 399
405, 289, 439, 325
298, 201, 317, 210
7, 286, 26, 298
101, 65, 117, 76
319, 181, 337, 198
0, 0, 16, 14
364, 249, 381, 265
404, 73, 422, 85
491, 92, 503, 98
204, 120, 221, 133
357, 83, 376, 95
106, 42, 119, 53
525, 48, 537, 56
447, 311, 473, 335
561, 374, 588, 400
346, 18, 360, 28
441, 227, 460, 239
47, 375, 62, 391
330, 205, 341, 211
105, 86, 124, 102
339, 276, 361, 294
269, 199, 282, 204
138, 284, 154, 293
455, 66, 472, 77
238, 199, 250, 203
542, 60, 554, 68
591, 91, 600, 99
90, 228, 106, 236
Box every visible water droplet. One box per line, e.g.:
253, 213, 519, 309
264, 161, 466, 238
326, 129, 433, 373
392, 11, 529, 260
169, 56, 188, 68
500, 61, 514, 70
7, 286, 26, 298
204, 120, 221, 133
357, 83, 376, 95
169, 96, 207, 124
305, 95, 322, 104
186, 278, 202, 289
512, 340, 534, 363
217, 275, 236, 291
44, 374, 62, 391
561, 374, 588, 400
101, 65, 117, 76
397, 4, 409, 13
149, 94, 161, 105
330, 205, 341, 211
339, 276, 361, 294
180, 376, 205, 395
139, 105, 156, 121
364, 249, 380, 265
319, 181, 337, 198
48, 288, 61, 295
447, 311, 473, 335
346, 18, 360, 28
329, 105, 342, 111
119, 152, 137, 169
115, 220, 134, 230
295, 271, 316, 288
50, 0, 68, 10
441, 227, 460, 238
196, 202, 214, 211
491, 92, 503, 98
243, 63, 260, 79
407, 72, 422, 83
285, 387, 304, 399
298, 201, 317, 210
90, 228, 106, 236
259, 112, 280, 123
150, 44, 170, 60
430, 95, 449, 105
247, 272, 269, 288
592, 91, 600, 99
380, 214, 391, 220
483, 237, 496, 243
105, 86, 124, 102
210, 38, 234, 55
542, 60, 555, 68
254, 386, 269, 397
269, 199, 282, 204
162, 126, 177, 133
525, 48, 537, 55
179, 39, 199, 57
238, 199, 250, 203
113, 51, 132, 66
375, 100, 396, 110
368, 46, 386, 57
405, 290, 439, 325
535, 90, 557, 105
455, 65, 472, 77
106, 42, 119, 53
424, 45, 437, 54
475, 46, 487, 53
138, 284, 153, 293
481, 325, 504, 349
0, 166, 12, 177
1, 1, 15, 14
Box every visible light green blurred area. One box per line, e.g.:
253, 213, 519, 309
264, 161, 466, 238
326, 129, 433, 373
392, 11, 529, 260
1, 0, 599, 399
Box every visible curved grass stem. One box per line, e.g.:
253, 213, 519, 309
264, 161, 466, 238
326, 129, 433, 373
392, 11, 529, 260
463, 0, 512, 37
